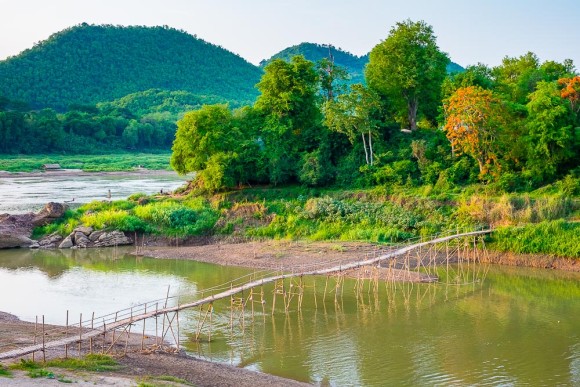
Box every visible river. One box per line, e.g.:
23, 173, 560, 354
0, 248, 578, 386
0, 171, 188, 214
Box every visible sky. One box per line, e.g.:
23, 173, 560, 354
1, 0, 579, 69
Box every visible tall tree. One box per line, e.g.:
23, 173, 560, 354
317, 46, 349, 101
255, 56, 322, 184
558, 75, 580, 115
366, 20, 449, 130
170, 104, 240, 175
324, 84, 381, 166
525, 81, 576, 178
443, 86, 509, 178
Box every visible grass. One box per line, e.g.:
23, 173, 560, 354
0, 363, 12, 377
10, 354, 119, 374
30, 179, 580, 258
490, 220, 580, 258
0, 153, 171, 172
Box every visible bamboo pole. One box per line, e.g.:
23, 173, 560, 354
90, 312, 94, 354
78, 313, 82, 356
32, 316, 37, 362
65, 310, 69, 358
141, 304, 147, 351
42, 315, 45, 363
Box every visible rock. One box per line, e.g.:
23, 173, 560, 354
59, 235, 74, 249
38, 232, 63, 248
0, 234, 35, 248
0, 203, 67, 249
75, 233, 91, 248
29, 241, 40, 249
0, 213, 35, 249
88, 230, 105, 242
32, 202, 68, 227
74, 226, 93, 236
94, 231, 132, 247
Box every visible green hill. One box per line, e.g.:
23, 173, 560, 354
261, 43, 368, 84
261, 42, 464, 84
0, 24, 262, 110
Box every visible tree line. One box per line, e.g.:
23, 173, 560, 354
171, 20, 580, 192
0, 89, 221, 153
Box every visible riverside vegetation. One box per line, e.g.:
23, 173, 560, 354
2, 20, 579, 259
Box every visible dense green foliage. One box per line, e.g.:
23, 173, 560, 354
0, 92, 183, 153
366, 20, 450, 130
172, 20, 579, 194
262, 42, 464, 88
0, 24, 261, 110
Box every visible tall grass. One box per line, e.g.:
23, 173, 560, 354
456, 194, 576, 227
490, 220, 580, 258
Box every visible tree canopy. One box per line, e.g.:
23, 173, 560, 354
366, 20, 449, 130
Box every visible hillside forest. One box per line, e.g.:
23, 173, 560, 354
171, 20, 579, 194
1, 21, 579, 195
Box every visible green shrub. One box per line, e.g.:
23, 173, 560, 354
169, 208, 197, 228
80, 209, 128, 229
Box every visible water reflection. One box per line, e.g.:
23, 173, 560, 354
0, 248, 578, 386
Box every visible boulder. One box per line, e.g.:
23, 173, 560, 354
94, 231, 132, 247
38, 232, 63, 248
32, 202, 68, 227
58, 235, 74, 249
88, 230, 105, 242
75, 233, 91, 248
74, 226, 93, 236
0, 213, 35, 249
0, 234, 35, 249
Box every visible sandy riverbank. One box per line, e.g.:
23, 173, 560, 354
138, 239, 440, 281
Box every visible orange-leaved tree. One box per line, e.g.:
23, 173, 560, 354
443, 86, 508, 179
558, 76, 580, 114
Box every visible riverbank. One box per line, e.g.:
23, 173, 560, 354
0, 312, 308, 387
141, 239, 580, 272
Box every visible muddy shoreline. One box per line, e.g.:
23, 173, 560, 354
0, 311, 308, 386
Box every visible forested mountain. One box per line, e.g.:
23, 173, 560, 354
0, 24, 262, 110
260, 42, 464, 84
261, 43, 368, 83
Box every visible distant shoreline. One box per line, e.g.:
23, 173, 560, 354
0, 168, 183, 179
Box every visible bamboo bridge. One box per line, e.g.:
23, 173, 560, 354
0, 229, 491, 361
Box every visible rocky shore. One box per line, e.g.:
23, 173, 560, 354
0, 202, 132, 249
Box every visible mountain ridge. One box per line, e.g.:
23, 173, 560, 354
0, 25, 464, 110
0, 24, 262, 110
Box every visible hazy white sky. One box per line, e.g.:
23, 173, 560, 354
1, 0, 579, 68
